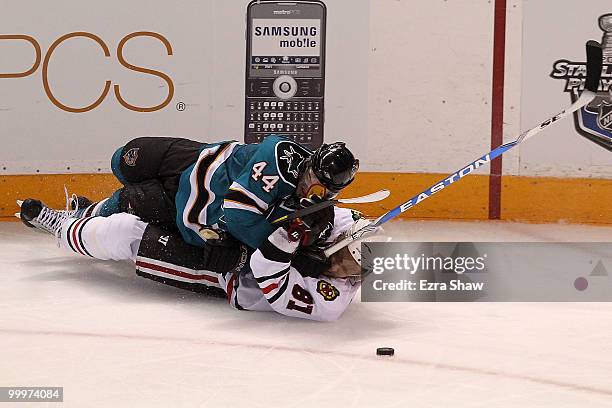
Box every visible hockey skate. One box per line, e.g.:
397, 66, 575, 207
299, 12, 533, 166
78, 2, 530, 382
69, 195, 93, 211
16, 198, 78, 236
15, 188, 82, 236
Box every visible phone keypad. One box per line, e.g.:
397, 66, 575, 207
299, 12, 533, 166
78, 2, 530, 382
245, 98, 324, 147
245, 77, 324, 148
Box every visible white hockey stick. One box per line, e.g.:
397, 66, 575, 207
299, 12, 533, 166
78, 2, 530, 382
336, 189, 390, 204
324, 40, 604, 257
271, 189, 390, 224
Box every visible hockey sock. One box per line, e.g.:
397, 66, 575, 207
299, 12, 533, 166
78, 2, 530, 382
58, 213, 147, 261
75, 189, 122, 218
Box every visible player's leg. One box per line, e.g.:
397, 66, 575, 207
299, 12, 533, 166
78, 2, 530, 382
58, 214, 243, 296
56, 212, 245, 273
77, 137, 205, 219
20, 181, 177, 237
74, 189, 122, 218
115, 179, 178, 232
18, 189, 244, 296
135, 223, 246, 297
111, 136, 204, 188
58, 213, 147, 261
55, 212, 243, 297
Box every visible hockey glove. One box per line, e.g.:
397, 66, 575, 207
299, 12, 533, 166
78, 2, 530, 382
286, 196, 334, 247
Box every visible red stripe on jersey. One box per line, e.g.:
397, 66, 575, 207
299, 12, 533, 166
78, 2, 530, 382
261, 282, 279, 295
136, 260, 219, 283
71, 218, 88, 256
226, 273, 238, 303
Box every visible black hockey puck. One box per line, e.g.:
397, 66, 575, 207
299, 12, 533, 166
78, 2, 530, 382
376, 347, 394, 356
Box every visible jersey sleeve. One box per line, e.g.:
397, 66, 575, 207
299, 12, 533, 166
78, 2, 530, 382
223, 136, 312, 249
249, 226, 360, 321
324, 207, 364, 244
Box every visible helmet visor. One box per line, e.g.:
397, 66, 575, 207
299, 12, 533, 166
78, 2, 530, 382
298, 167, 338, 199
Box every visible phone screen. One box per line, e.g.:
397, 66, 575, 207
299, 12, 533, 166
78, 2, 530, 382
249, 19, 323, 78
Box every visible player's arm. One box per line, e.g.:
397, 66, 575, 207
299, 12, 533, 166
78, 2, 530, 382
223, 178, 278, 248
249, 227, 359, 321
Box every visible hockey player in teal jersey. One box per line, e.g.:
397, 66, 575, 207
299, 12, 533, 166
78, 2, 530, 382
27, 135, 359, 250
174, 134, 316, 248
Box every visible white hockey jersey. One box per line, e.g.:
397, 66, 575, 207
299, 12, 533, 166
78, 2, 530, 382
55, 207, 362, 321
217, 207, 362, 321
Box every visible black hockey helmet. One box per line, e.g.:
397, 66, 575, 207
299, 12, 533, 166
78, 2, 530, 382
310, 142, 359, 192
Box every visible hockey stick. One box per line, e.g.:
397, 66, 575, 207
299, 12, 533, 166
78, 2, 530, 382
270, 189, 390, 225
324, 40, 604, 257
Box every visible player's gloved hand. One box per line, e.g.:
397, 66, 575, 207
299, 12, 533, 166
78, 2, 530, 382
201, 231, 250, 273
286, 195, 334, 247
292, 248, 331, 278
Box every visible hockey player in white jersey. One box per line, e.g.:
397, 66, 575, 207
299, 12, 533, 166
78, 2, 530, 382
220, 206, 368, 320
16, 196, 373, 321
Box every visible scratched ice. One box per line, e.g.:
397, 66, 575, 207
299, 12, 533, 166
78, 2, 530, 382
1, 220, 612, 407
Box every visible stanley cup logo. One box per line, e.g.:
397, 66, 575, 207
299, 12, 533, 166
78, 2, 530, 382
601, 14, 612, 64
550, 13, 612, 149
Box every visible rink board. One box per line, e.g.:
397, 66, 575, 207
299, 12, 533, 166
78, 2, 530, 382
2, 172, 612, 225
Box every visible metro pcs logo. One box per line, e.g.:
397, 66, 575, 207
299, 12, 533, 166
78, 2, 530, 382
0, 31, 174, 113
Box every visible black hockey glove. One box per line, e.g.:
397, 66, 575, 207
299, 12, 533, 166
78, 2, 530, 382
293, 247, 331, 278
286, 196, 334, 247
201, 231, 252, 274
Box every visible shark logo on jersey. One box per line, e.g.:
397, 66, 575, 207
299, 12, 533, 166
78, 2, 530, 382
317, 280, 339, 301
123, 148, 140, 167
550, 14, 612, 149
280, 146, 304, 178
275, 141, 312, 187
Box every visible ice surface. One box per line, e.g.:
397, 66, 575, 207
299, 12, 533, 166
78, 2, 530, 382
1, 220, 612, 407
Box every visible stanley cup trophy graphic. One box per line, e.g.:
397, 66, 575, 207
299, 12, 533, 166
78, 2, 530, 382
602, 14, 612, 65
599, 14, 612, 131
585, 14, 612, 112
578, 13, 612, 149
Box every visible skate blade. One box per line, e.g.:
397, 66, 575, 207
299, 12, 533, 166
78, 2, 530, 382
15, 211, 39, 229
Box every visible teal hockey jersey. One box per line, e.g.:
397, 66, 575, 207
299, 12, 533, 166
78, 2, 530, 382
174, 135, 312, 248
